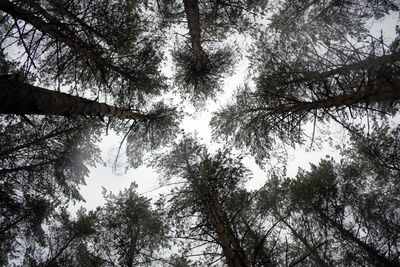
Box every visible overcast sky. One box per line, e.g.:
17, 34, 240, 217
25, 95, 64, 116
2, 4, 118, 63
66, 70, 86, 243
72, 11, 400, 212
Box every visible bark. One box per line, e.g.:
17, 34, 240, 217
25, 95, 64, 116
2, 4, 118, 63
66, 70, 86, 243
319, 211, 398, 267
0, 1, 140, 81
0, 78, 156, 120
182, 0, 205, 71
244, 85, 400, 114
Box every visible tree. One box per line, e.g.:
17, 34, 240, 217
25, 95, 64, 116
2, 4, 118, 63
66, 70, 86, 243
211, 0, 400, 161
14, 183, 170, 267
92, 183, 168, 267
0, 76, 178, 121
0, 114, 102, 264
289, 158, 399, 266
22, 208, 103, 267
0, 0, 166, 102
0, 67, 178, 264
269, 0, 399, 41
154, 136, 274, 266
0, 1, 181, 167
0, 4, 180, 263
155, 0, 266, 104
254, 121, 400, 266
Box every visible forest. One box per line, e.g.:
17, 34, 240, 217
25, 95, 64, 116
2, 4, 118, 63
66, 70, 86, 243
0, 0, 400, 266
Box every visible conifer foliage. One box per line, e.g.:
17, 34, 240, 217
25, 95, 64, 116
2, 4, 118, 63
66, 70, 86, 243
1, 0, 400, 266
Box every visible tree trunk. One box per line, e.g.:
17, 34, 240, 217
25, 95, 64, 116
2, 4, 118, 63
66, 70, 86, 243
189, 172, 250, 267
0, 78, 155, 120
245, 85, 400, 114
274, 52, 400, 87
203, 201, 251, 267
182, 0, 205, 72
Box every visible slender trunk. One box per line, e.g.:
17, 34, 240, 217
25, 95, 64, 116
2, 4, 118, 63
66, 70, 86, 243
182, 0, 205, 71
0, 78, 155, 120
319, 211, 398, 267
245, 85, 400, 114
276, 52, 400, 87
0, 1, 140, 81
203, 201, 251, 267
183, 152, 250, 267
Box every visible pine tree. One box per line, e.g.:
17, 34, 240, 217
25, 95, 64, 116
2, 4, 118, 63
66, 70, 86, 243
92, 183, 168, 267
211, 0, 400, 161
154, 136, 272, 266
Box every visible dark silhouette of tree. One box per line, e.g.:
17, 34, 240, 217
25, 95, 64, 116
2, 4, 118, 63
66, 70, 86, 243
212, 13, 400, 161
0, 115, 101, 264
0, 76, 177, 121
154, 136, 273, 266
255, 123, 400, 266
270, 0, 399, 41
0, 0, 166, 104
92, 183, 168, 267
155, 0, 267, 104
22, 208, 103, 267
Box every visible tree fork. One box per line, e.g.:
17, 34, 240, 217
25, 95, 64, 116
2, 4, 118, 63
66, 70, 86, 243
0, 78, 154, 120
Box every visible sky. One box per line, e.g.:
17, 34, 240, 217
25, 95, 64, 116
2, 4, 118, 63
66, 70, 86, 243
72, 11, 400, 213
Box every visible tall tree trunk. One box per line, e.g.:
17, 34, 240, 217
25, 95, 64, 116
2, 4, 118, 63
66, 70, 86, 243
0, 78, 156, 120
319, 211, 398, 267
182, 0, 205, 72
188, 170, 250, 267
202, 201, 251, 267
244, 84, 400, 114
274, 52, 400, 87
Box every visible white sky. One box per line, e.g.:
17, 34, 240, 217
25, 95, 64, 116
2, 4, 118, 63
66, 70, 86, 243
72, 11, 400, 212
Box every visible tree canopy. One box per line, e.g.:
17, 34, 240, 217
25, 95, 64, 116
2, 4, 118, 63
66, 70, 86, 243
1, 0, 400, 265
